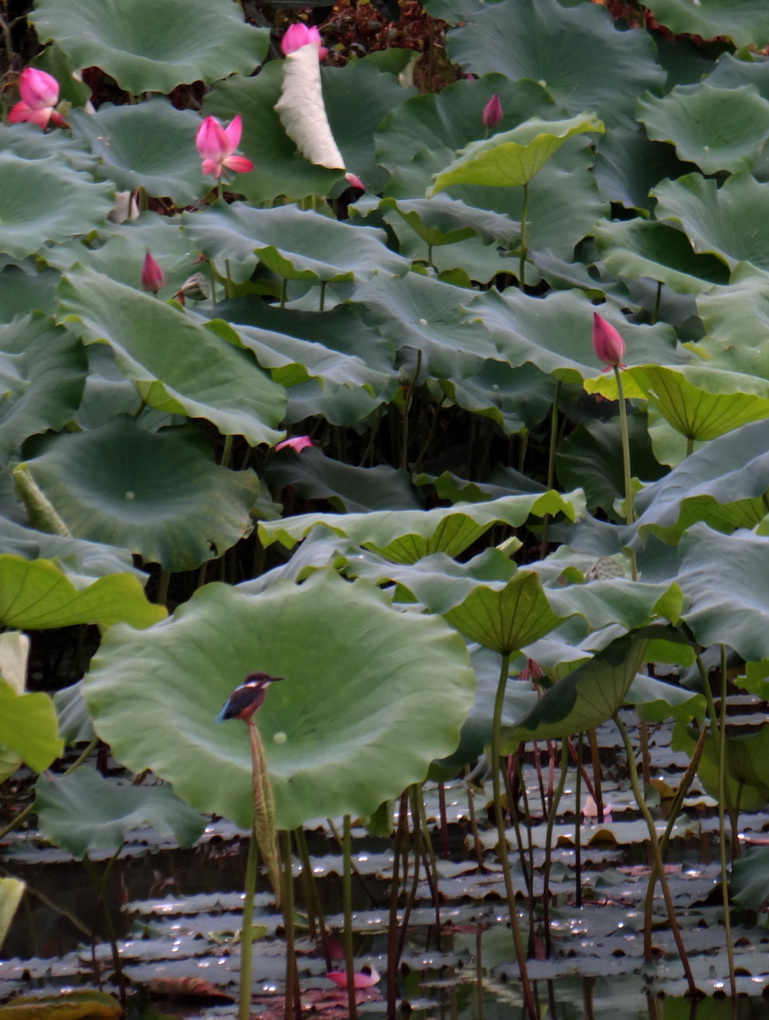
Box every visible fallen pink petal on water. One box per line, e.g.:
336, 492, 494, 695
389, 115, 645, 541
326, 965, 380, 989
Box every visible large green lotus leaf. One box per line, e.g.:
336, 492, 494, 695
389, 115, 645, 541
441, 360, 556, 435
706, 51, 769, 101
0, 153, 114, 260
35, 768, 207, 858
0, 878, 24, 953
265, 448, 422, 513
499, 630, 653, 749
677, 524, 769, 662
30, 0, 268, 94
628, 674, 704, 725
637, 84, 769, 175
218, 298, 397, 426
546, 578, 684, 636
0, 682, 63, 772
585, 365, 769, 443
0, 554, 165, 630
56, 266, 285, 446
0, 315, 87, 462
0, 266, 59, 324
82, 571, 476, 830
259, 490, 584, 564
184, 201, 408, 285
654, 173, 769, 272
430, 113, 604, 194
445, 0, 664, 129
643, 0, 769, 48
14, 419, 259, 573
632, 419, 769, 543
467, 288, 678, 383
371, 195, 520, 249
592, 128, 690, 216
556, 411, 667, 515
376, 75, 556, 199
0, 514, 146, 581
68, 100, 206, 205
695, 263, 769, 379
593, 220, 729, 295
674, 725, 769, 814
354, 271, 501, 379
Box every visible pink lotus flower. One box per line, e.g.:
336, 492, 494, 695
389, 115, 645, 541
195, 114, 254, 180
345, 172, 365, 191
592, 312, 626, 369
326, 965, 380, 989
281, 23, 328, 60
482, 94, 503, 130
9, 68, 65, 129
275, 435, 314, 453
141, 252, 165, 294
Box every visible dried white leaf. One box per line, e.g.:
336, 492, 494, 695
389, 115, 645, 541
275, 42, 345, 171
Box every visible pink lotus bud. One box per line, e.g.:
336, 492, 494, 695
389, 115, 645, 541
482, 94, 503, 129
275, 435, 314, 453
281, 23, 328, 60
195, 114, 254, 180
592, 312, 626, 368
9, 67, 64, 129
141, 252, 165, 294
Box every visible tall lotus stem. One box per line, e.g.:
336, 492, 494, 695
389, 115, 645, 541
490, 652, 537, 1019
518, 182, 529, 291
247, 717, 281, 905
542, 739, 569, 954
342, 815, 358, 1020
238, 835, 258, 1020
614, 364, 638, 581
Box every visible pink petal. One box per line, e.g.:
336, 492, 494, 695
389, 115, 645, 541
345, 172, 365, 191
275, 435, 314, 453
326, 966, 380, 989
282, 23, 311, 55
223, 154, 254, 175
201, 157, 221, 178
19, 67, 59, 109
8, 100, 33, 124
196, 116, 230, 163
224, 113, 243, 152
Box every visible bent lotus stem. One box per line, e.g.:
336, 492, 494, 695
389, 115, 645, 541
490, 651, 537, 1019
247, 717, 281, 906
614, 712, 697, 996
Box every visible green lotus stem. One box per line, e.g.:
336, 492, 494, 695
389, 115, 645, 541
224, 258, 234, 300
643, 725, 706, 959
319, 280, 327, 312
542, 739, 569, 954
238, 833, 258, 1020
613, 364, 638, 580
574, 732, 583, 909
613, 712, 697, 996
400, 349, 422, 472
490, 652, 537, 1020
539, 381, 561, 558
699, 651, 738, 996
281, 829, 300, 1020
295, 825, 326, 943
386, 793, 407, 1017
247, 717, 281, 907
651, 281, 662, 325
207, 258, 218, 306
156, 569, 171, 608
686, 435, 694, 458
84, 844, 128, 1006
518, 181, 529, 291
280, 278, 287, 309
342, 815, 358, 1020
414, 785, 441, 941
221, 434, 233, 469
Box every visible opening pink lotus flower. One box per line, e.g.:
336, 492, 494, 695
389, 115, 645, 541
9, 67, 65, 129
482, 94, 503, 130
281, 23, 328, 60
195, 114, 254, 180
592, 312, 626, 369
326, 965, 380, 989
141, 252, 165, 294
275, 435, 314, 453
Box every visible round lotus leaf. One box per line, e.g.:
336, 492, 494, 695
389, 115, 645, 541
30, 0, 268, 95
83, 570, 476, 830
0, 153, 114, 260
69, 100, 206, 205
14, 418, 259, 572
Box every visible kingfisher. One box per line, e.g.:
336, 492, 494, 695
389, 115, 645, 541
216, 673, 284, 722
